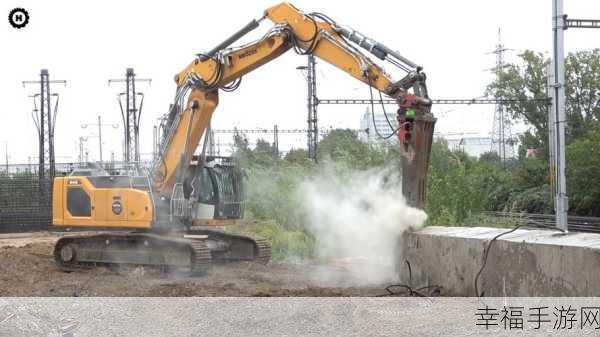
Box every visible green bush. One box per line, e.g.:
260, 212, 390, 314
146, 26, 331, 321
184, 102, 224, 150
426, 140, 486, 225
233, 220, 315, 261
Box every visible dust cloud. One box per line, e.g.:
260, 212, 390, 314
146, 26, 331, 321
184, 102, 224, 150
300, 164, 427, 286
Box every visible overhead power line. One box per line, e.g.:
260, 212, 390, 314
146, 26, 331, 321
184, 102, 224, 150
317, 98, 551, 105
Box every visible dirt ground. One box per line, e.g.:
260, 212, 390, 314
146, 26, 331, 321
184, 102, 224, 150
0, 232, 391, 296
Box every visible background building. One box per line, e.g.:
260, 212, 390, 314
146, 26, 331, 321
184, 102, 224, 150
358, 108, 399, 143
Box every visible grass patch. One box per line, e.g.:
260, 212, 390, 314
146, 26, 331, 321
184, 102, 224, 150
229, 220, 315, 262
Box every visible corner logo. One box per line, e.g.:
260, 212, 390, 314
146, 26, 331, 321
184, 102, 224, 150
8, 8, 29, 29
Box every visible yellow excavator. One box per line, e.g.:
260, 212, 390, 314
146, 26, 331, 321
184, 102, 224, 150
51, 2, 433, 273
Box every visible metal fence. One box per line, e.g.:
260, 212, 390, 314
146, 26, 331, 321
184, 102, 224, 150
0, 173, 52, 232
482, 211, 600, 233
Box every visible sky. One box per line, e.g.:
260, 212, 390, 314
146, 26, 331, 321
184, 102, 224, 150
1, 0, 599, 163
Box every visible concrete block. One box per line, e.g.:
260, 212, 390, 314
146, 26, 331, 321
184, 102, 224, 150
397, 226, 600, 296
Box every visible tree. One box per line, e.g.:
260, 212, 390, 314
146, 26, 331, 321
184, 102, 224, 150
565, 50, 600, 139
232, 132, 253, 166
231, 133, 280, 168
317, 129, 388, 168
504, 158, 553, 213
426, 139, 486, 224
486, 51, 551, 157
487, 49, 600, 158
566, 129, 600, 215
252, 138, 279, 168
479, 151, 501, 165
284, 149, 312, 167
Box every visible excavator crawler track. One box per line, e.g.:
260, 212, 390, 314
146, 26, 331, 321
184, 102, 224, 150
253, 238, 272, 265
189, 239, 212, 275
53, 232, 212, 275
189, 228, 272, 264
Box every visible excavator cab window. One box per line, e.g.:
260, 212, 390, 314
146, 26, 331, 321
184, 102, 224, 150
187, 156, 245, 220
197, 167, 216, 204
210, 165, 245, 219
66, 187, 91, 217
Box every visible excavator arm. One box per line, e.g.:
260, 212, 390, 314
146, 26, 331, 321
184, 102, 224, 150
174, 3, 423, 96
152, 2, 432, 206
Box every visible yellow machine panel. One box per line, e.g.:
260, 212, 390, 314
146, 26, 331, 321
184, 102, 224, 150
93, 189, 108, 222
127, 189, 153, 222
52, 176, 152, 229
52, 178, 64, 225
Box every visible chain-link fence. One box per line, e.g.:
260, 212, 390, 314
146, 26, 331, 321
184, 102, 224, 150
0, 173, 52, 232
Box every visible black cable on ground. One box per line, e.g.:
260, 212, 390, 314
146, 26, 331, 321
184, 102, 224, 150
473, 224, 566, 297
377, 284, 443, 297
474, 225, 522, 297
377, 260, 442, 297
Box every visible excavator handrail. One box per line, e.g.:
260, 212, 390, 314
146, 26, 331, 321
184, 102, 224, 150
145, 173, 157, 223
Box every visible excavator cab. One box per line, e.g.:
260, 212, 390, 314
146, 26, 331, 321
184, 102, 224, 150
184, 156, 245, 225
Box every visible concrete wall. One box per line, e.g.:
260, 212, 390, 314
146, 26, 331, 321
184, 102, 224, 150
397, 226, 600, 296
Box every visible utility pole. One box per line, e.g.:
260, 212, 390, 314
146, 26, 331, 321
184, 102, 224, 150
109, 68, 151, 167
489, 28, 513, 165
81, 115, 118, 163
550, 0, 568, 231
98, 116, 103, 162
273, 124, 279, 157
78, 137, 88, 166
546, 61, 557, 221
297, 56, 318, 161
549, 2, 600, 231
207, 127, 216, 157
22, 69, 66, 182
23, 69, 66, 221
307, 56, 318, 161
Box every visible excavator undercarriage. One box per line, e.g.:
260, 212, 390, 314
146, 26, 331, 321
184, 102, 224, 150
54, 230, 270, 274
